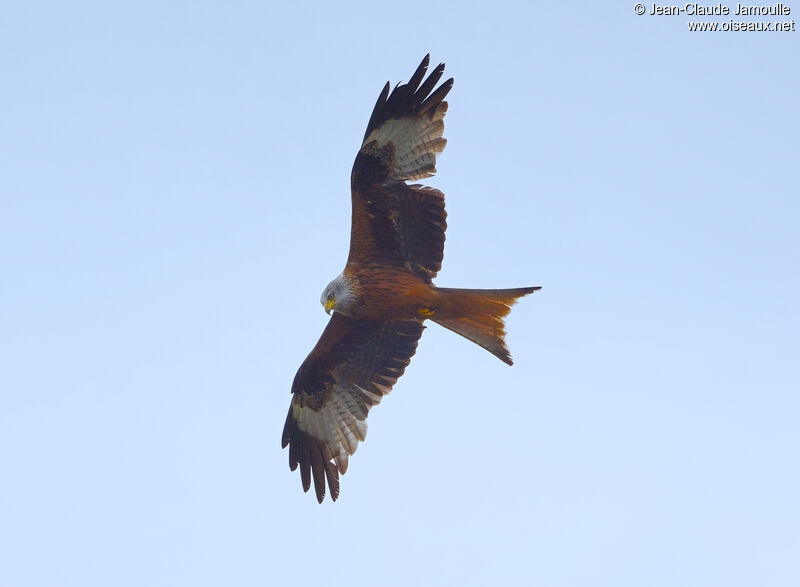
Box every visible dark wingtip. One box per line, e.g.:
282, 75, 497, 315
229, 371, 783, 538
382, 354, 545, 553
314, 459, 340, 503
326, 461, 340, 502
518, 286, 542, 297
419, 76, 454, 113
361, 55, 451, 142
497, 348, 514, 366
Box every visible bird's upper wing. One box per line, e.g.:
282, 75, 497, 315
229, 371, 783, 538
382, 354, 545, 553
348, 55, 454, 282
282, 313, 425, 502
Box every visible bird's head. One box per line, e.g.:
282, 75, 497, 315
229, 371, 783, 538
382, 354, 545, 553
320, 274, 356, 316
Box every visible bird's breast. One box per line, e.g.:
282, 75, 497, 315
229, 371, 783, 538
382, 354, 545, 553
346, 266, 437, 321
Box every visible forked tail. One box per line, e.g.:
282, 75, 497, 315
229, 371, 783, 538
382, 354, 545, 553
431, 286, 541, 365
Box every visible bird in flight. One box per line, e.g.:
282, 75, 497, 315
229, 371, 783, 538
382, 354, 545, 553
282, 55, 540, 502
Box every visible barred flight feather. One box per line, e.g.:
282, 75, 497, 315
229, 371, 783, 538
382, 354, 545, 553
282, 314, 424, 502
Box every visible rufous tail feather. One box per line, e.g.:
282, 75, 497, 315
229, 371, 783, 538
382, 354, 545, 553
431, 286, 540, 365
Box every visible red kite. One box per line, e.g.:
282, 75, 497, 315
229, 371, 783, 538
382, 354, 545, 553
282, 55, 540, 502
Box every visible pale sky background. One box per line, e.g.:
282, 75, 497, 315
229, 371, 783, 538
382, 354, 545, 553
1, 2, 798, 586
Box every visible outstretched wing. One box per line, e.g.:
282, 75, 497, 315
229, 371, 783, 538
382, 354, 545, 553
348, 54, 454, 282
282, 313, 424, 503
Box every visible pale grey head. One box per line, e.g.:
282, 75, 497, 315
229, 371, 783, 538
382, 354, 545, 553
320, 273, 357, 316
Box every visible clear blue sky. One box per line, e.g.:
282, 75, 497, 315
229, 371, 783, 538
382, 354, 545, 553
2, 2, 798, 585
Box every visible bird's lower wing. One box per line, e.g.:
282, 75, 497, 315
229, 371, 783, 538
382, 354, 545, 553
282, 313, 424, 502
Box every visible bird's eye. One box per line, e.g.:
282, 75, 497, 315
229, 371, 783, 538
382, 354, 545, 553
327, 293, 334, 301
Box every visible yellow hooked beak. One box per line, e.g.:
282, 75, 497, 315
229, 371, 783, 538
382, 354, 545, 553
324, 298, 335, 315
